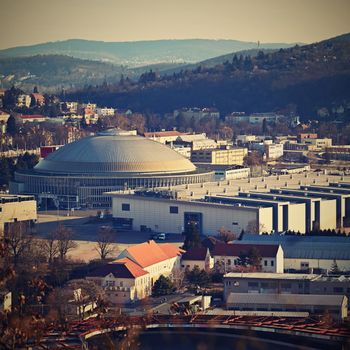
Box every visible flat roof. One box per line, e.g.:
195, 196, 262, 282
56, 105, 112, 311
248, 191, 324, 202
227, 293, 346, 306
209, 195, 290, 206
224, 273, 319, 280
108, 193, 263, 212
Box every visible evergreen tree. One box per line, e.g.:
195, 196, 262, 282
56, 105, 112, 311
186, 266, 210, 287
6, 115, 17, 136
33, 86, 39, 93
152, 275, 175, 296
247, 247, 262, 270
183, 222, 201, 250
0, 158, 11, 187
262, 118, 268, 134
329, 259, 340, 274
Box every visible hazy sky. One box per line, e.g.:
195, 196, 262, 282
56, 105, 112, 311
1, 0, 350, 49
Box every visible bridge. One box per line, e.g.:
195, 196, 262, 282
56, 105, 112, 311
31, 314, 350, 349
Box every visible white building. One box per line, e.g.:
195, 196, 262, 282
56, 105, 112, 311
212, 243, 284, 273
265, 143, 284, 160
110, 192, 274, 235
240, 234, 350, 272
87, 240, 183, 304
0, 195, 37, 235
96, 107, 115, 117
17, 94, 31, 108
181, 247, 214, 272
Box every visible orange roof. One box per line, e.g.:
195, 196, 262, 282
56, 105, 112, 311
115, 257, 149, 278
144, 131, 185, 138
20, 114, 46, 119
124, 240, 182, 268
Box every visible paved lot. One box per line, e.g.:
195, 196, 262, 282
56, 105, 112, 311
34, 211, 184, 262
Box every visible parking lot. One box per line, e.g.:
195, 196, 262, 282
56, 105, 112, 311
34, 210, 184, 261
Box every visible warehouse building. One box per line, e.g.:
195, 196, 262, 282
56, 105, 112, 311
0, 195, 37, 236
206, 195, 306, 233
272, 188, 347, 228
223, 272, 350, 299
225, 293, 348, 321
110, 191, 273, 235
238, 191, 336, 232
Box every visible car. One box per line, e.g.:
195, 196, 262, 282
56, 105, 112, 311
150, 233, 166, 240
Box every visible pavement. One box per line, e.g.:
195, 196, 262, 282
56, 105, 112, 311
34, 211, 184, 262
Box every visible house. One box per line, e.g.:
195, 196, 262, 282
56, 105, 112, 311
0, 291, 12, 312
31, 93, 45, 106
87, 257, 150, 304
212, 243, 284, 273
87, 240, 183, 304
181, 247, 213, 272
17, 94, 31, 108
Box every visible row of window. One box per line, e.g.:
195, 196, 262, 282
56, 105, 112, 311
121, 203, 179, 214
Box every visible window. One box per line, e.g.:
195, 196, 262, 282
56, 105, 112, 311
227, 259, 231, 265
334, 287, 343, 293
248, 282, 258, 288
300, 262, 309, 269
170, 206, 178, 214
122, 203, 130, 211
264, 260, 268, 266
271, 260, 274, 266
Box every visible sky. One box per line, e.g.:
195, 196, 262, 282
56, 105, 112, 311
1, 0, 350, 49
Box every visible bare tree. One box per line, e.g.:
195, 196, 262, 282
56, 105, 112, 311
246, 221, 266, 234
95, 226, 116, 260
40, 231, 59, 263
218, 226, 236, 243
170, 268, 186, 290
5, 222, 33, 266
54, 225, 77, 261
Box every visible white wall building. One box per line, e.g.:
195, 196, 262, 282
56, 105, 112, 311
110, 193, 273, 235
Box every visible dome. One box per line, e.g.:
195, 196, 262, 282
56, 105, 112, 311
34, 130, 196, 175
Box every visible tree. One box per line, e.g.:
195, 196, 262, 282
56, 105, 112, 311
54, 225, 77, 261
152, 275, 175, 297
0, 158, 11, 187
262, 118, 268, 134
329, 259, 340, 274
40, 232, 59, 263
183, 222, 201, 251
6, 115, 17, 136
218, 226, 236, 243
95, 226, 115, 260
247, 247, 262, 270
186, 266, 210, 288
6, 222, 33, 267
170, 268, 186, 290
236, 250, 249, 267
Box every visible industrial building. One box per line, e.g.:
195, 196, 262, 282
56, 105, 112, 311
223, 272, 350, 299
225, 293, 348, 321
206, 195, 307, 233
0, 195, 37, 235
191, 147, 247, 166
238, 234, 350, 271
10, 129, 214, 209
110, 191, 273, 235
238, 191, 336, 232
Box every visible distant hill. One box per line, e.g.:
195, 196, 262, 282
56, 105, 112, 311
0, 38, 299, 67
65, 34, 350, 120
0, 55, 129, 92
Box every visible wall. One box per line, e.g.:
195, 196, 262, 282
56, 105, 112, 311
112, 195, 273, 235
284, 258, 350, 271
319, 199, 337, 230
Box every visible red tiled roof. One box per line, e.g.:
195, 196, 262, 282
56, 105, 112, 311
88, 257, 148, 279
31, 93, 44, 100
182, 247, 209, 261
212, 243, 279, 257
125, 240, 182, 268
144, 131, 185, 137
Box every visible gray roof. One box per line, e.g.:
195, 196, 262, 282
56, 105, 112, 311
34, 130, 196, 175
238, 234, 350, 260
224, 273, 319, 280
227, 293, 346, 306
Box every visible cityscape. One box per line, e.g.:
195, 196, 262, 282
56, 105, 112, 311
1, 0, 350, 349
